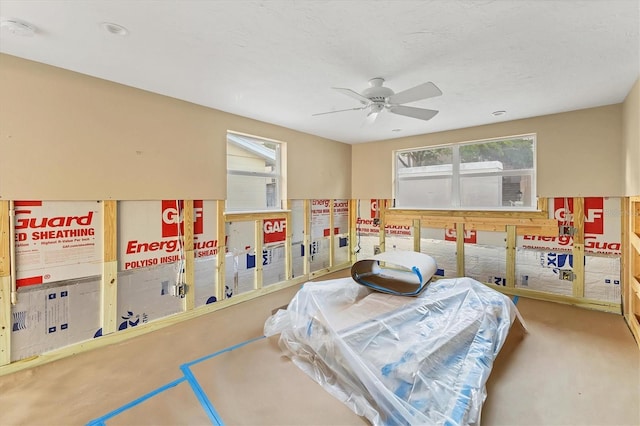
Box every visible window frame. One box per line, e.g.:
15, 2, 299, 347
393, 134, 537, 212
226, 131, 287, 213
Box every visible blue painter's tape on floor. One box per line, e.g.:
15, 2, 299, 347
85, 377, 186, 426
181, 364, 224, 426
513, 295, 520, 305
85, 336, 265, 426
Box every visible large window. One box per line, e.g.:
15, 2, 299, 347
394, 135, 536, 210
226, 132, 284, 212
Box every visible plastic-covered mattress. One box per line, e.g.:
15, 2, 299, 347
264, 276, 521, 426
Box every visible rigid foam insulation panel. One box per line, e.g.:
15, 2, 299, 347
290, 200, 305, 278
309, 199, 340, 272
515, 249, 574, 296
261, 245, 286, 286
514, 251, 622, 302
333, 199, 350, 235
517, 197, 621, 256
584, 255, 621, 303
119, 200, 194, 272
310, 238, 331, 272
14, 200, 103, 286
117, 263, 184, 330
194, 256, 218, 307
226, 221, 255, 297
421, 227, 458, 278
354, 199, 387, 260
292, 243, 305, 278
385, 224, 414, 252
334, 235, 350, 265
355, 235, 380, 260
11, 277, 101, 361
464, 231, 507, 286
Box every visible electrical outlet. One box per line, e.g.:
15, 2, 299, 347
559, 269, 574, 281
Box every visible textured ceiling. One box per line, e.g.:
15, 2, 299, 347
0, 0, 638, 144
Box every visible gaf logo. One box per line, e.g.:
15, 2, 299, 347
161, 200, 204, 237
553, 197, 604, 235
444, 228, 477, 244
370, 199, 389, 218
264, 218, 286, 243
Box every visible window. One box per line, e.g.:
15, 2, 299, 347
227, 132, 284, 212
394, 135, 536, 210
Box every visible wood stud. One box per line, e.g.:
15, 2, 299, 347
456, 222, 465, 277
183, 200, 195, 311
625, 196, 640, 348
0, 201, 10, 366
506, 225, 516, 288
101, 200, 118, 335
216, 200, 226, 302
572, 198, 585, 298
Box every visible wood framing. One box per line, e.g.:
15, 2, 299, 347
0, 197, 355, 375
0, 276, 10, 366
285, 204, 293, 280
254, 219, 263, 290
303, 200, 311, 276
572, 198, 585, 298
371, 197, 625, 316
624, 196, 640, 348
378, 199, 387, 253
0, 200, 9, 277
484, 283, 620, 313
456, 222, 465, 277
216, 200, 226, 301
349, 199, 357, 264
329, 199, 335, 268
0, 201, 10, 365
183, 200, 195, 311
101, 200, 118, 336
0, 271, 314, 377
506, 225, 516, 288
412, 219, 421, 252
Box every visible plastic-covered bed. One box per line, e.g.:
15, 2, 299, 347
265, 256, 523, 426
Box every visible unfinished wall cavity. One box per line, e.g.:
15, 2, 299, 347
3, 198, 352, 367
355, 197, 623, 312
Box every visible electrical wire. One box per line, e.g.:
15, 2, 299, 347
175, 199, 185, 296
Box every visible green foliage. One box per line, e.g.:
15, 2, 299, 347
460, 139, 533, 170
397, 138, 533, 170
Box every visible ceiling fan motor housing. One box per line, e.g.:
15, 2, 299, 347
362, 78, 394, 102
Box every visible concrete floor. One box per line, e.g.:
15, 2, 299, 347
0, 273, 638, 426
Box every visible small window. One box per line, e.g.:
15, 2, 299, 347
394, 135, 536, 210
227, 132, 284, 212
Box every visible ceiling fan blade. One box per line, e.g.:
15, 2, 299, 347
332, 87, 371, 104
312, 106, 366, 116
387, 82, 442, 105
389, 105, 439, 121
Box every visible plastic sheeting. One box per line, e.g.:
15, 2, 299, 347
265, 277, 520, 426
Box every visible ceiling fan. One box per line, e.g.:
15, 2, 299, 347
313, 78, 442, 122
